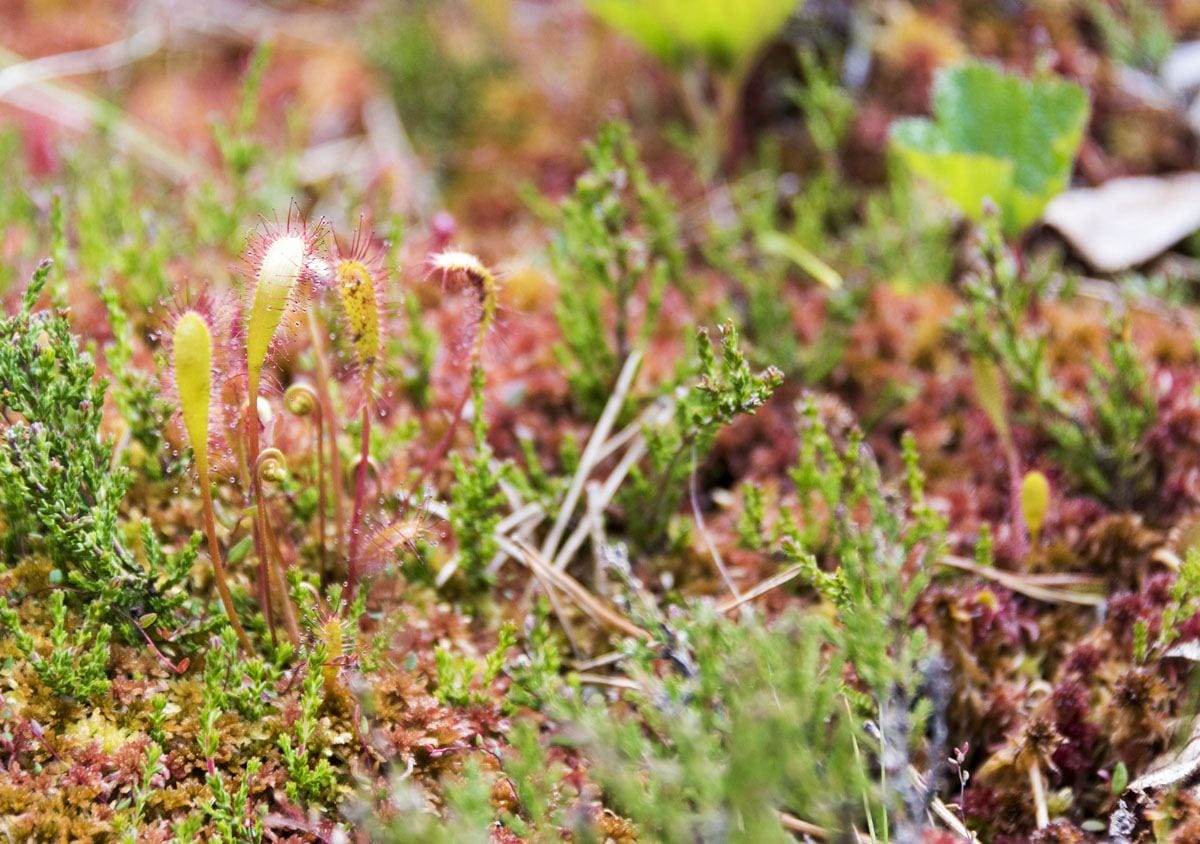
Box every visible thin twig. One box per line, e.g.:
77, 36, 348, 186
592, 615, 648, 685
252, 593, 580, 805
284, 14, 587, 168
552, 433, 647, 570
777, 811, 828, 839
0, 25, 164, 99
689, 448, 740, 598
940, 555, 1103, 606
715, 564, 805, 615
505, 537, 649, 641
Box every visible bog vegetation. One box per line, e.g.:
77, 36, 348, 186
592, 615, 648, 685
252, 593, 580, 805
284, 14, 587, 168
4, 2, 1200, 843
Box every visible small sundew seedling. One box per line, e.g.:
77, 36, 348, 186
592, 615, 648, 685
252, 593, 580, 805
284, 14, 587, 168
172, 310, 252, 652
1021, 470, 1050, 546
429, 249, 498, 365
404, 250, 501, 522
332, 229, 388, 597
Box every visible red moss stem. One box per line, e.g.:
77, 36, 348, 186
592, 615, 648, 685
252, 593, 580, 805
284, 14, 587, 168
245, 389, 275, 642
308, 309, 346, 558
347, 402, 372, 597
198, 462, 253, 653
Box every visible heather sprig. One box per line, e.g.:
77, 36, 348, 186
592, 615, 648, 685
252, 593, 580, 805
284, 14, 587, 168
0, 261, 196, 638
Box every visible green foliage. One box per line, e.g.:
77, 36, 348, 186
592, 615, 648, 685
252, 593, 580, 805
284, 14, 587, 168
448, 368, 506, 591
193, 694, 266, 843
0, 263, 197, 638
366, 1, 496, 158
188, 42, 289, 251
891, 61, 1089, 238
367, 761, 495, 844
101, 286, 169, 470
434, 622, 516, 708
1086, 0, 1173, 72
114, 743, 165, 842
496, 720, 572, 837
786, 407, 943, 705
704, 170, 856, 378
279, 644, 338, 805
558, 606, 876, 839
587, 0, 798, 74
505, 597, 563, 711
1150, 546, 1200, 659
779, 408, 946, 834
548, 121, 683, 416
0, 591, 111, 702
623, 321, 781, 545
955, 220, 1157, 505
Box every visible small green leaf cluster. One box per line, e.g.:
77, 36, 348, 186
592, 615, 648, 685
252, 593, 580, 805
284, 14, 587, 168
203, 627, 289, 720
114, 743, 165, 842
955, 219, 1157, 505
184, 705, 265, 843
448, 367, 507, 592
586, 0, 797, 75
279, 644, 338, 805
0, 591, 111, 702
434, 621, 516, 708
505, 597, 564, 711
784, 407, 943, 708
547, 120, 683, 417
557, 605, 877, 839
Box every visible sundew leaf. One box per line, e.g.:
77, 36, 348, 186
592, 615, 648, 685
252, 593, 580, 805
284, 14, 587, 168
587, 0, 800, 73
890, 61, 1090, 238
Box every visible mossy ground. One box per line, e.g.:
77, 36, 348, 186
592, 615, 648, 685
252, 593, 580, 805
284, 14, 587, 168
5, 2, 1200, 843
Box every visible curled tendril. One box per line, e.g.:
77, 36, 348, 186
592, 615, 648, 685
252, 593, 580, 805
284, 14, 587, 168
284, 382, 319, 417
346, 453, 380, 486
240, 395, 274, 428
256, 447, 288, 484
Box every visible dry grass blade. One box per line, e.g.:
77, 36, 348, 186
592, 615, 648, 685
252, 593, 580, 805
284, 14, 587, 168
776, 810, 829, 839
540, 350, 643, 562
505, 536, 650, 640
715, 564, 805, 614
940, 556, 1104, 606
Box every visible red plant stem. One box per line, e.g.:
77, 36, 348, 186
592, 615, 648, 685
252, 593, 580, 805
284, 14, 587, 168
198, 463, 253, 653
308, 310, 346, 556
347, 402, 372, 597
314, 405, 329, 585
400, 374, 472, 520
245, 383, 274, 642
261, 501, 302, 646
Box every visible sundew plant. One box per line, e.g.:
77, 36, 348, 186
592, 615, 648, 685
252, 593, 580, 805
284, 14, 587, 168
6, 4, 1200, 843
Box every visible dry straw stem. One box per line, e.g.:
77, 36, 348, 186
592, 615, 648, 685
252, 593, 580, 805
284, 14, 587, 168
940, 555, 1103, 606
505, 537, 650, 641
541, 348, 643, 563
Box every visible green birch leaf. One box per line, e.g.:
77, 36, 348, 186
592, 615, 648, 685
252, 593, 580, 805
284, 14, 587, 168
890, 61, 1089, 238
